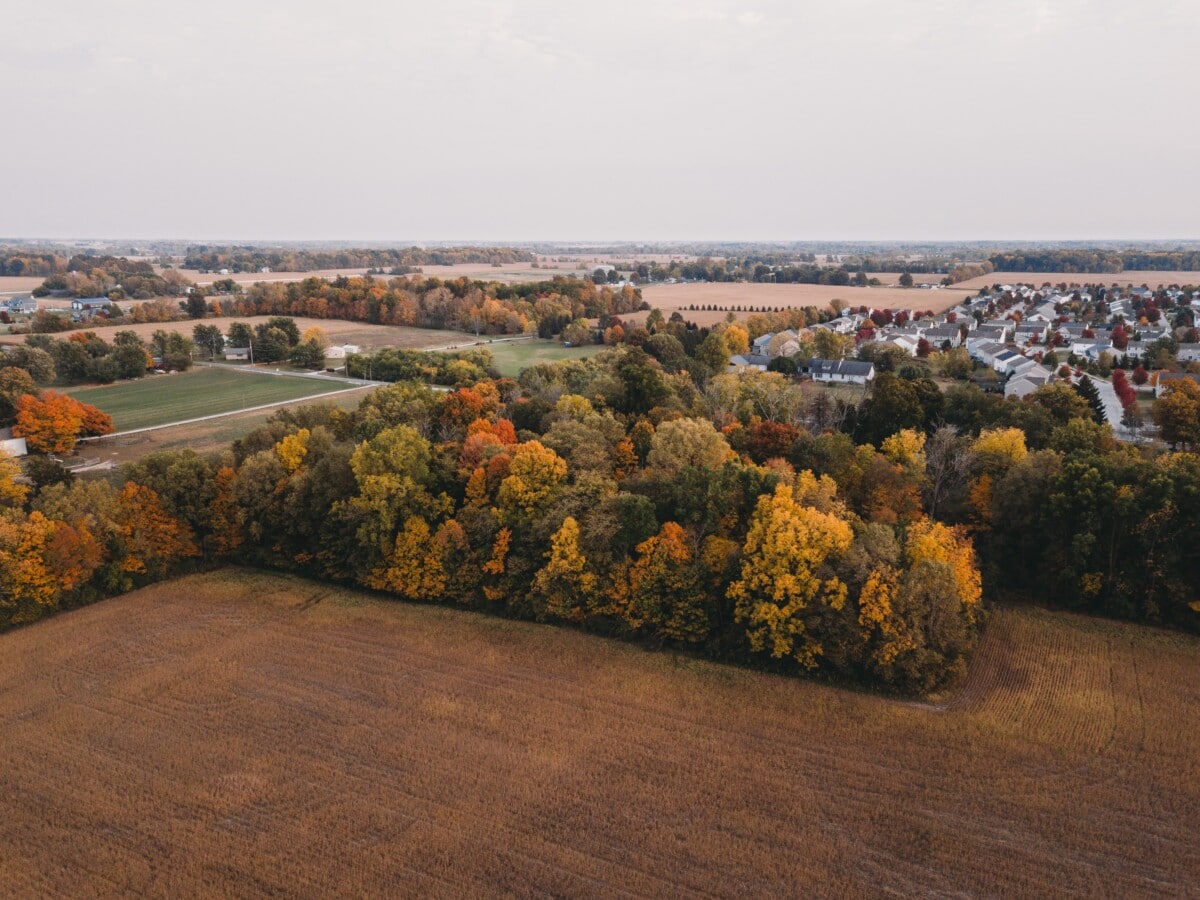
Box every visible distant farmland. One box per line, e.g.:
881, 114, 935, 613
0, 317, 466, 353
636, 282, 973, 326
65, 368, 354, 431
1, 570, 1196, 896
951, 270, 1200, 290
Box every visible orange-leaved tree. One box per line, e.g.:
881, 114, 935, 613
115, 482, 199, 576
14, 391, 113, 455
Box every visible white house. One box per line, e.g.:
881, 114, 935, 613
804, 358, 875, 385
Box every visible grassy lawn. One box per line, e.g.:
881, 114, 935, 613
473, 340, 606, 377
65, 368, 354, 431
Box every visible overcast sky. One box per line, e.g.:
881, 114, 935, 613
3, 0, 1197, 242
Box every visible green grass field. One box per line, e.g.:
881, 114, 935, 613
475, 340, 606, 377
66, 368, 355, 432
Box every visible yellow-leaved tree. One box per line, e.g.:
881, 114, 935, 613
367, 516, 447, 601
905, 517, 983, 614
497, 441, 568, 525
532, 517, 594, 622
275, 428, 310, 474
0, 511, 59, 622
728, 482, 854, 668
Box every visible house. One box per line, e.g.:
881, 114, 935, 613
727, 353, 771, 373
1005, 365, 1053, 399
969, 340, 1009, 366
804, 358, 875, 385
1014, 322, 1049, 343
992, 349, 1034, 375
1177, 343, 1200, 363
885, 333, 922, 357
0, 295, 37, 315
224, 347, 251, 361
922, 325, 962, 349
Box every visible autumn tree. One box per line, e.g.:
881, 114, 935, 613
625, 521, 710, 644
114, 483, 200, 578
728, 482, 854, 668
1152, 379, 1200, 449
532, 516, 594, 622
367, 516, 447, 600
14, 391, 113, 454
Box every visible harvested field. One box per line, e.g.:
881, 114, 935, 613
952, 271, 1200, 290
0, 571, 1196, 896
637, 282, 973, 326
0, 317, 465, 352
0, 276, 43, 294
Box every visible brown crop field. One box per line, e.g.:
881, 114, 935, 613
0, 316, 467, 352
1, 571, 1197, 896
0, 275, 44, 294
636, 282, 973, 326
952, 270, 1200, 290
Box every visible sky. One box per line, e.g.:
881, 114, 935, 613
3, 0, 1198, 242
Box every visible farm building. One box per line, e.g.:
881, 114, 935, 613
323, 344, 361, 371
224, 347, 251, 361
70, 297, 113, 312
0, 428, 28, 458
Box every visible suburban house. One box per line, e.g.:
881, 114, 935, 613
969, 340, 1009, 366
727, 353, 771, 373
993, 349, 1037, 376
804, 358, 875, 385
922, 325, 962, 349
1176, 344, 1200, 363
1005, 364, 1054, 399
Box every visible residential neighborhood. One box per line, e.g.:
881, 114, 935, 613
725, 280, 1200, 442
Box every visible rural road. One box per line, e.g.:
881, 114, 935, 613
77, 384, 377, 441
196, 360, 390, 388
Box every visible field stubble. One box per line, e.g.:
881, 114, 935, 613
0, 572, 1196, 896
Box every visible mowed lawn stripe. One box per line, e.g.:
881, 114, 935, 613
65, 368, 351, 431
451, 340, 605, 377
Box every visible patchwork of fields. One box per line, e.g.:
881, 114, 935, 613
0, 571, 1196, 896
65, 368, 355, 431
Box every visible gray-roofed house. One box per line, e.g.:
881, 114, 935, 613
804, 358, 875, 385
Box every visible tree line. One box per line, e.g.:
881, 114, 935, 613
989, 250, 1200, 274
4, 316, 1199, 694
183, 246, 535, 273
